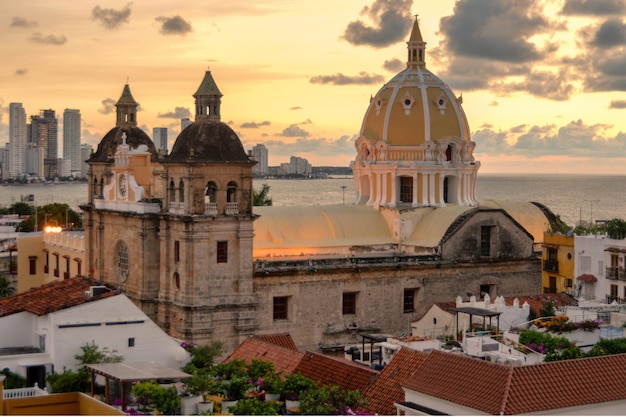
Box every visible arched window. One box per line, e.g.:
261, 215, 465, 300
446, 145, 453, 161
173, 272, 180, 290
227, 181, 238, 202
169, 179, 176, 203
93, 178, 99, 197
99, 176, 104, 197
179, 180, 185, 203
205, 181, 217, 203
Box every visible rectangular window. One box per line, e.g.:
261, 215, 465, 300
566, 279, 573, 288
342, 292, 357, 315
44, 251, 49, 274
29, 257, 37, 275
480, 284, 495, 299
273, 296, 288, 320
480, 226, 493, 257
217, 241, 228, 263
399, 177, 413, 203
403, 288, 416, 313
64, 256, 71, 279
174, 241, 180, 263
75, 259, 82, 276
128, 337, 135, 347
54, 253, 60, 278
38, 334, 46, 351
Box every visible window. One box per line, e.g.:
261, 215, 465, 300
403, 288, 416, 313
44, 251, 49, 274
173, 272, 180, 290
169, 179, 175, 202
480, 284, 494, 299
273, 296, 288, 320
75, 258, 82, 276
54, 253, 60, 278
128, 337, 135, 347
217, 241, 228, 263
227, 181, 238, 202
174, 241, 180, 263
566, 279, 573, 288
38, 334, 46, 351
399, 177, 413, 203
480, 226, 493, 257
205, 181, 217, 203
64, 256, 71, 279
179, 180, 185, 203
342, 292, 357, 315
29, 256, 37, 275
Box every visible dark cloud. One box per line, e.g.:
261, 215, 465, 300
92, 3, 132, 30
341, 0, 413, 48
98, 98, 116, 115
156, 15, 192, 35
10, 17, 37, 28
310, 71, 385, 85
383, 58, 404, 72
14, 68, 28, 76
491, 69, 575, 101
157, 107, 191, 119
29, 33, 67, 45
610, 99, 626, 108
240, 121, 271, 128
591, 19, 626, 48
279, 124, 310, 137
249, 135, 357, 157
561, 0, 626, 15
585, 53, 626, 91
439, 0, 555, 63
488, 101, 499, 106
290, 106, 302, 110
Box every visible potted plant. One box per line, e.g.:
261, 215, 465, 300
281, 372, 316, 409
262, 374, 284, 401
131, 381, 181, 415
180, 369, 210, 415
221, 376, 251, 412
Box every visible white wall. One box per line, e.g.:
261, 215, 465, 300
0, 312, 36, 348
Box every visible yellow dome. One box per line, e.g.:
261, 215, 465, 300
360, 20, 470, 146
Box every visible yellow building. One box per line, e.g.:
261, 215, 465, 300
542, 232, 575, 294
16, 231, 85, 293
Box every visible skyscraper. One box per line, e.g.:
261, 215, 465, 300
9, 103, 27, 178
181, 118, 191, 131
63, 109, 81, 173
153, 127, 168, 154
80, 143, 93, 179
252, 144, 268, 177
29, 109, 58, 179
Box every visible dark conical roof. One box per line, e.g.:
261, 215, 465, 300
88, 126, 158, 162
166, 120, 251, 164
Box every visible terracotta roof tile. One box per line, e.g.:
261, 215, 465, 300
403, 350, 626, 415
294, 352, 378, 392
0, 276, 119, 317
362, 347, 429, 416
253, 333, 298, 351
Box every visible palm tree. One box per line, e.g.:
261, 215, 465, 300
253, 184, 273, 206
0, 275, 16, 298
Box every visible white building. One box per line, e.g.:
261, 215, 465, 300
9, 103, 27, 178
57, 158, 72, 177
63, 109, 81, 172
26, 144, 44, 178
0, 277, 190, 389
575, 234, 626, 303
181, 118, 191, 131
153, 127, 168, 154
251, 144, 268, 177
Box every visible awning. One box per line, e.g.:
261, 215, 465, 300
605, 247, 626, 253
541, 243, 559, 249
577, 274, 597, 283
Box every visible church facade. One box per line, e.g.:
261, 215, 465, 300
83, 18, 558, 354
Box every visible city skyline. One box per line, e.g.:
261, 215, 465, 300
1, 0, 626, 174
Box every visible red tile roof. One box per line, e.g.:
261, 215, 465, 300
294, 352, 378, 392
254, 333, 299, 351
0, 276, 119, 317
403, 349, 626, 415
362, 347, 429, 416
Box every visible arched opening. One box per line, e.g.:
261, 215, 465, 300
205, 181, 217, 203
169, 180, 176, 203
443, 177, 449, 203
173, 272, 180, 290
357, 175, 370, 205
93, 178, 99, 197
227, 181, 238, 203
178, 180, 185, 203
99, 176, 104, 197
446, 145, 453, 162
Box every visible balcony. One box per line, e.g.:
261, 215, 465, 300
225, 202, 239, 215
605, 266, 626, 281
205, 202, 218, 216
543, 259, 559, 273
606, 295, 625, 304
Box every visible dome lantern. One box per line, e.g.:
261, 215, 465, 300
193, 70, 223, 122
115, 84, 139, 127
407, 15, 426, 69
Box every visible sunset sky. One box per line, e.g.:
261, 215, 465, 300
2, 0, 626, 174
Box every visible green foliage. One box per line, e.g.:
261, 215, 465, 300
184, 341, 223, 370
246, 359, 276, 381
253, 184, 273, 206
75, 341, 124, 365
47, 368, 91, 393
17, 203, 83, 232
223, 376, 251, 400
131, 380, 181, 414
1, 368, 27, 389
539, 301, 556, 318
299, 384, 367, 415
606, 218, 626, 239
229, 398, 281, 415
282, 372, 317, 400
0, 276, 16, 298
544, 345, 583, 362
586, 337, 626, 357
211, 358, 247, 380
181, 368, 213, 396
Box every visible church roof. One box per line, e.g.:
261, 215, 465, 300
88, 126, 158, 163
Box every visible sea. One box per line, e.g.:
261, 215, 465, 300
0, 173, 624, 228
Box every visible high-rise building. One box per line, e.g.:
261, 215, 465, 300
29, 109, 58, 179
26, 144, 44, 178
153, 127, 168, 154
181, 118, 191, 131
252, 144, 268, 177
9, 103, 27, 178
63, 109, 81, 172
0, 145, 9, 181
80, 143, 93, 179
57, 158, 71, 177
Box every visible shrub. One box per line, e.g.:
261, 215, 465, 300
229, 398, 281, 415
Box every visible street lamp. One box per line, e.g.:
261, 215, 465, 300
341, 185, 347, 205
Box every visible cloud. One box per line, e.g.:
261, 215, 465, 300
560, 0, 626, 15
590, 19, 626, 48
240, 121, 271, 128
92, 3, 132, 30
157, 107, 191, 119
245, 135, 357, 158
610, 99, 626, 108
341, 0, 413, 48
29, 33, 67, 45
290, 106, 302, 110
98, 98, 116, 115
156, 15, 192, 35
310, 71, 385, 85
14, 68, 28, 76
279, 124, 310, 137
10, 17, 37, 28
491, 69, 575, 101
383, 58, 404, 72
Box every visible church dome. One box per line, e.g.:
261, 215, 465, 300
360, 20, 470, 145
165, 70, 252, 164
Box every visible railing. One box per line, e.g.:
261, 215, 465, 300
543, 259, 559, 272
3, 383, 48, 399
205, 202, 218, 216
605, 266, 626, 281
606, 295, 625, 304
225, 202, 239, 215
